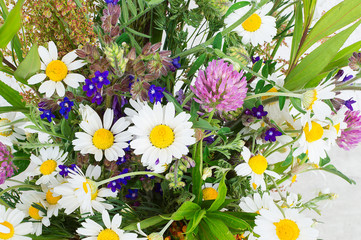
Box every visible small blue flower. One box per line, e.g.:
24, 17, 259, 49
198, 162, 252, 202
59, 97, 74, 119
58, 164, 77, 177
252, 56, 260, 64
125, 189, 138, 200
244, 109, 253, 115
148, 85, 165, 103
170, 56, 181, 72
92, 92, 103, 105
83, 79, 97, 97
252, 105, 268, 119
39, 108, 56, 122
105, 0, 118, 4
344, 98, 357, 111
264, 128, 282, 142
93, 71, 110, 89
107, 179, 122, 192
343, 74, 353, 82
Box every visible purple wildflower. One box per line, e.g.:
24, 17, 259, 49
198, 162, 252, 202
337, 110, 361, 150
252, 105, 268, 119
203, 130, 215, 144
93, 71, 110, 89
59, 164, 77, 177
170, 56, 181, 72
39, 108, 56, 122
92, 92, 103, 105
59, 97, 74, 119
191, 59, 247, 112
344, 98, 356, 111
0, 142, 16, 184
334, 70, 344, 80
343, 74, 353, 82
244, 109, 253, 115
105, 0, 118, 4
175, 89, 185, 104
264, 128, 282, 142
252, 56, 260, 64
148, 85, 165, 103
118, 168, 131, 185
107, 179, 122, 192
83, 79, 97, 97
125, 189, 138, 200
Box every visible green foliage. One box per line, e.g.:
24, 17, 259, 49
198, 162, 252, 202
0, 0, 24, 48
14, 44, 41, 85
0, 81, 25, 108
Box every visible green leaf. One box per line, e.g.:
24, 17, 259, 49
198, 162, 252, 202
290, 2, 303, 62
320, 164, 356, 184
225, 212, 257, 227
255, 80, 265, 94
203, 216, 235, 240
186, 209, 206, 233
281, 150, 294, 167
0, 81, 25, 107
208, 174, 227, 212
163, 92, 183, 113
147, 0, 164, 5
253, 60, 262, 73
206, 212, 250, 231
188, 53, 206, 77
123, 214, 169, 231
190, 100, 200, 122
192, 118, 219, 131
116, 33, 131, 45
261, 63, 269, 78
121, 0, 129, 22
319, 153, 330, 167
299, 0, 361, 55
126, 0, 137, 16
126, 27, 151, 38
192, 143, 203, 205
212, 33, 222, 50
0, 106, 28, 114
60, 119, 72, 137
285, 20, 361, 90
225, 1, 250, 17
290, 97, 305, 114
171, 201, 201, 221
198, 221, 217, 240
14, 44, 40, 85
0, 0, 24, 48
279, 96, 286, 110
12, 151, 30, 177
138, 0, 145, 11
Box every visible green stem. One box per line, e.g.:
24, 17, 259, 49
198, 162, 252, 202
13, 142, 63, 148
96, 171, 165, 187
299, 154, 308, 165
181, 92, 194, 108
0, 184, 40, 199
207, 109, 216, 123
245, 92, 302, 101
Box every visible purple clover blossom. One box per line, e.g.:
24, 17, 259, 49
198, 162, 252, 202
0, 142, 16, 184
191, 59, 248, 112
148, 85, 165, 103
344, 98, 357, 111
125, 189, 139, 200
92, 92, 103, 105
252, 105, 268, 119
93, 71, 110, 89
83, 79, 97, 97
59, 97, 74, 119
39, 108, 56, 122
264, 128, 282, 142
337, 110, 361, 150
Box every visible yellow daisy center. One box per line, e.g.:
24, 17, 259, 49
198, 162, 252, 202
83, 179, 98, 200
302, 89, 318, 110
93, 128, 114, 150
40, 159, 57, 175
248, 155, 268, 175
97, 229, 119, 240
46, 189, 62, 205
304, 121, 323, 143
242, 13, 262, 32
149, 125, 175, 149
29, 203, 44, 220
274, 219, 300, 240
202, 187, 218, 200
46, 60, 68, 82
0, 221, 14, 239
0, 118, 13, 137
261, 87, 278, 101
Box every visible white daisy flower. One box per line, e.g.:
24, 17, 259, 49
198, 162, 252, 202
301, 83, 335, 125
15, 191, 50, 236
27, 41, 86, 97
53, 165, 116, 216
293, 119, 330, 163
239, 192, 273, 214
73, 108, 132, 161
235, 147, 280, 190
128, 102, 196, 173
77, 210, 141, 240
40, 176, 65, 218
0, 112, 26, 146
225, 3, 277, 46
0, 205, 33, 240
323, 108, 347, 146
202, 183, 219, 201
254, 203, 319, 240
27, 146, 68, 185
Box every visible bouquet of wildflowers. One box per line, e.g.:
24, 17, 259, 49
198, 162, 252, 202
0, 0, 361, 239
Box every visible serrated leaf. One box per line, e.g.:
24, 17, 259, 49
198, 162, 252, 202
0, 0, 24, 48
188, 53, 206, 77
171, 201, 201, 221
14, 44, 40, 85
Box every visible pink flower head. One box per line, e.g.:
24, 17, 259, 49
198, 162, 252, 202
337, 110, 361, 150
191, 59, 247, 112
0, 142, 16, 184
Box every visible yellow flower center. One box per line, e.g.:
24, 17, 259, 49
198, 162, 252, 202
202, 187, 218, 200
97, 229, 119, 240
83, 179, 98, 200
304, 121, 323, 143
248, 155, 268, 175
291, 175, 297, 183
274, 219, 300, 240
261, 87, 278, 101
46, 60, 68, 82
40, 159, 57, 175
92, 128, 114, 150
46, 189, 62, 205
302, 89, 318, 110
0, 118, 13, 137
149, 125, 175, 149
0, 221, 14, 239
334, 123, 340, 133
29, 203, 44, 220
242, 13, 262, 32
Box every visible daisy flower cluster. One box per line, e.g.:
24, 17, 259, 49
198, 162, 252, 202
0, 0, 361, 239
